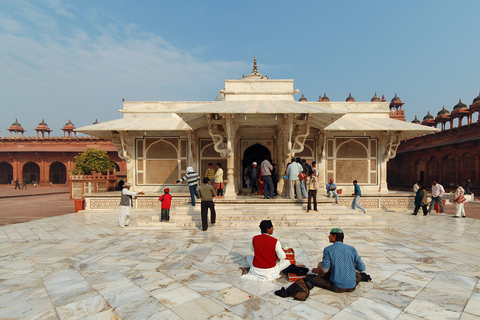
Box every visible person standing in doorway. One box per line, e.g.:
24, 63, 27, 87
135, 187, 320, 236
247, 162, 260, 195
261, 158, 274, 199
427, 180, 445, 214
198, 177, 217, 231
204, 163, 215, 185
214, 162, 224, 198
174, 167, 200, 206
351, 180, 366, 214
119, 182, 144, 228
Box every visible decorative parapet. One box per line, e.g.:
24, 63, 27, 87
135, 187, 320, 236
70, 172, 119, 200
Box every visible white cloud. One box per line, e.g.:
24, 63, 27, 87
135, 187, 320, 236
0, 1, 248, 136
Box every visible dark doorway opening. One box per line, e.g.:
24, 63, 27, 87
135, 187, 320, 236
0, 162, 13, 184
242, 143, 271, 188
23, 162, 40, 183
50, 162, 67, 184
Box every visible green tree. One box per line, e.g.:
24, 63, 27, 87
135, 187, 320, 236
72, 148, 115, 175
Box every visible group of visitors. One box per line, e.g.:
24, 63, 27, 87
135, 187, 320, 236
244, 158, 278, 199
204, 163, 225, 198
13, 178, 28, 189
242, 220, 368, 294
412, 179, 467, 218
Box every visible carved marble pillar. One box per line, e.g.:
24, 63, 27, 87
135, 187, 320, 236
224, 115, 237, 199
316, 131, 326, 189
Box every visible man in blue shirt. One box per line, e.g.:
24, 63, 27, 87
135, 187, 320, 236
326, 178, 338, 203
309, 228, 366, 292
351, 180, 366, 214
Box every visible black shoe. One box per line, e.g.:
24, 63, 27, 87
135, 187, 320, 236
452, 216, 459, 218
462, 216, 466, 218
423, 214, 427, 216
411, 213, 417, 215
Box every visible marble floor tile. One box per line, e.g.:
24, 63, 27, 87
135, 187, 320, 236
343, 297, 402, 320
153, 285, 202, 308
463, 299, 480, 317
55, 295, 108, 320
170, 297, 225, 320
114, 296, 168, 320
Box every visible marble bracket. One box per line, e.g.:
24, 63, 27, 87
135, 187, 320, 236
113, 132, 132, 163
291, 114, 312, 155
383, 133, 401, 161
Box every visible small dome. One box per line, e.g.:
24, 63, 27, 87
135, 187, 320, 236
317, 95, 322, 102
93, 119, 99, 125
346, 93, 355, 102
381, 95, 386, 102
371, 92, 380, 102
423, 111, 434, 120
63, 119, 76, 129
321, 93, 330, 102
453, 99, 467, 110
9, 118, 23, 130
36, 118, 50, 130
473, 92, 480, 103
391, 93, 402, 103
411, 115, 420, 124
437, 106, 450, 116
299, 94, 307, 102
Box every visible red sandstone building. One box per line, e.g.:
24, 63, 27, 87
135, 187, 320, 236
388, 93, 480, 190
0, 119, 126, 185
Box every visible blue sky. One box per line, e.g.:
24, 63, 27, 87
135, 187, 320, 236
1, 0, 479, 136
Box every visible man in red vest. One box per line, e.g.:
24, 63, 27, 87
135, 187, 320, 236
242, 220, 291, 281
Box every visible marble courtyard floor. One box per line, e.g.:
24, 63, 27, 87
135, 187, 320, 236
0, 209, 479, 320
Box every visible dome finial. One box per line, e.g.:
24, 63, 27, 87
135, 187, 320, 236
252, 57, 258, 74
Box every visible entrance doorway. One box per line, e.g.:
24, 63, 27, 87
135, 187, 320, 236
242, 143, 271, 188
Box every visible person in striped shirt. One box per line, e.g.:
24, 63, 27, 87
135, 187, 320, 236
174, 167, 200, 206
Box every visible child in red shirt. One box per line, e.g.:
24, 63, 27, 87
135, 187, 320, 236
159, 188, 172, 222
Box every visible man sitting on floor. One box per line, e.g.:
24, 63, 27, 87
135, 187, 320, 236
242, 220, 291, 281
307, 228, 366, 292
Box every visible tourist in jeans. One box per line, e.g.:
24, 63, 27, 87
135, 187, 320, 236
351, 180, 366, 214
174, 166, 200, 206
427, 180, 445, 214
326, 178, 338, 204
306, 170, 319, 212
261, 158, 274, 199
307, 228, 366, 292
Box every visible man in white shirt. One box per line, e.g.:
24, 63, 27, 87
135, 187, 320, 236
242, 220, 291, 281
427, 180, 445, 214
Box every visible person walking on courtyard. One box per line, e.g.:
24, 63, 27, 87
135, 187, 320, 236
242, 220, 291, 281
14, 178, 20, 189
427, 180, 445, 214
21, 178, 28, 189
174, 166, 200, 206
198, 177, 217, 231
204, 163, 215, 185
119, 182, 144, 228
412, 181, 428, 216
158, 188, 172, 222
453, 182, 467, 218
351, 180, 366, 214
213, 162, 224, 198
286, 157, 302, 200
306, 228, 366, 293
326, 178, 338, 204
306, 170, 319, 212
261, 158, 275, 199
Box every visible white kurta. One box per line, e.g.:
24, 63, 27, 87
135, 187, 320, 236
242, 235, 291, 281
118, 188, 139, 227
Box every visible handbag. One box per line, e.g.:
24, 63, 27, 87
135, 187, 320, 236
298, 173, 306, 181
456, 195, 466, 203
